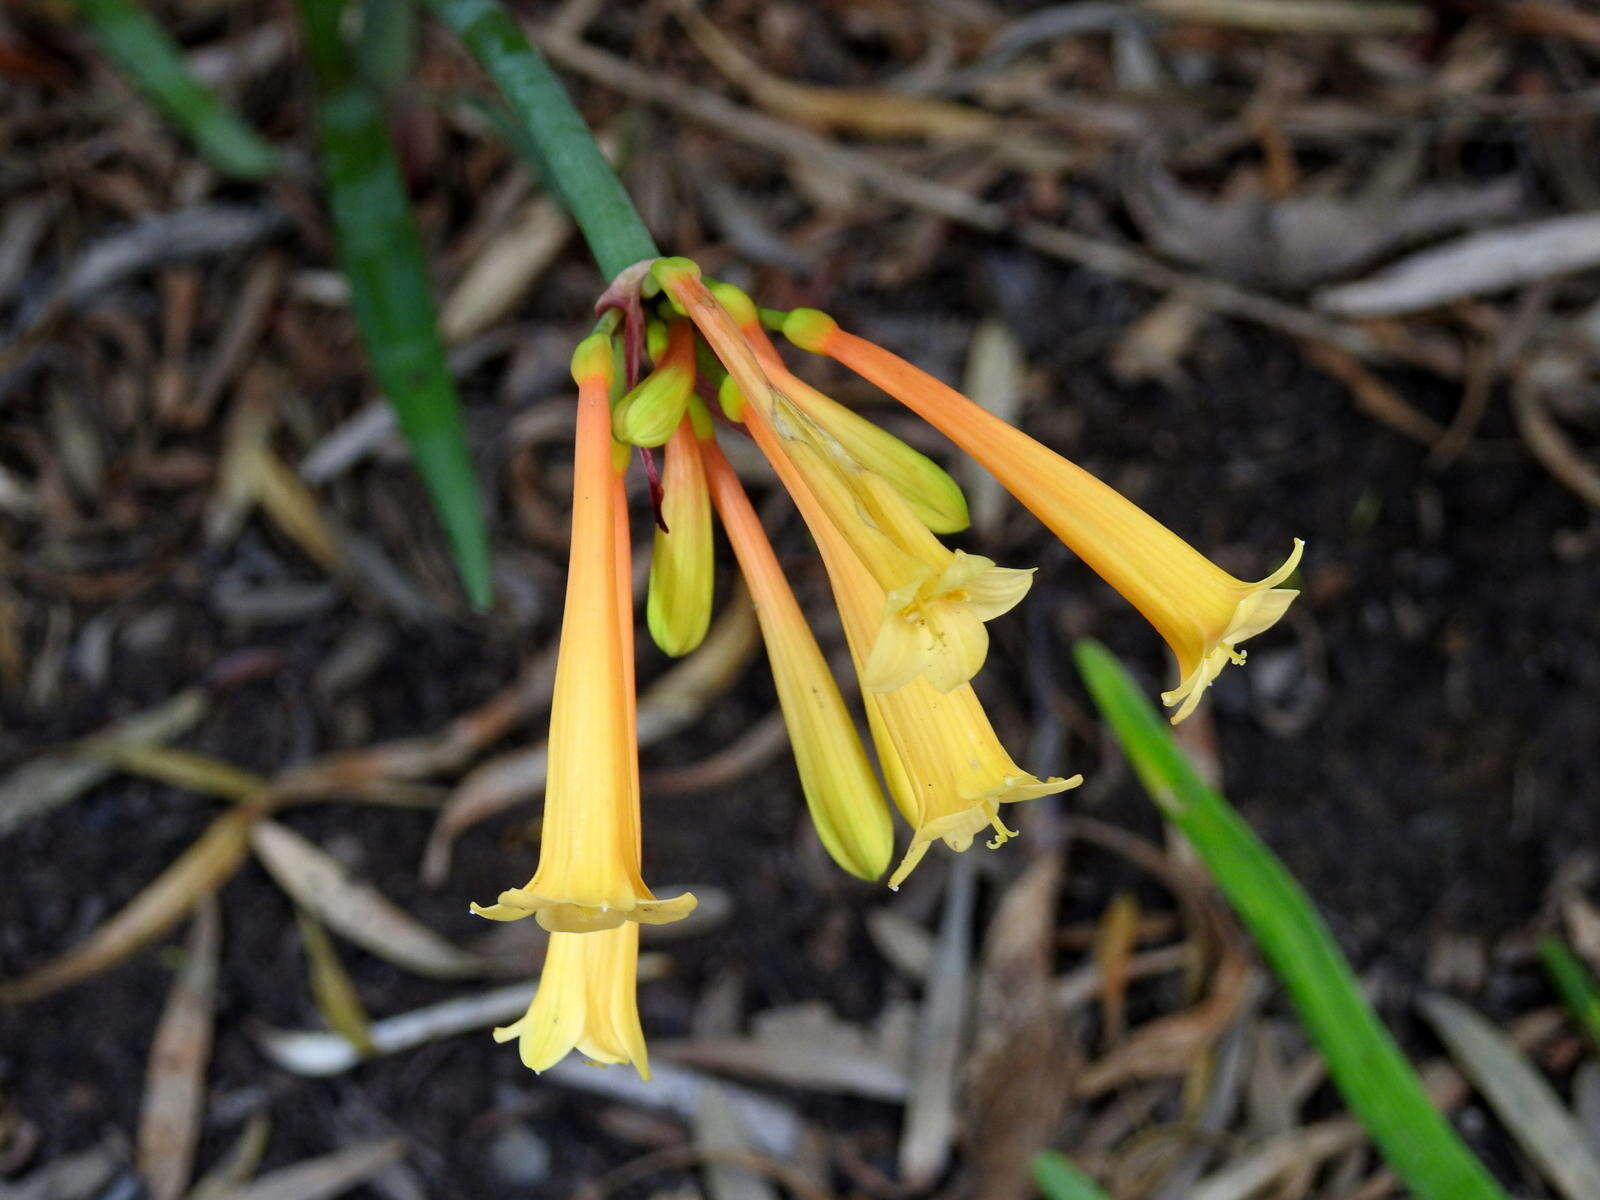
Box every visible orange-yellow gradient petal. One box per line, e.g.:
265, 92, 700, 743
740, 392, 1078, 887
702, 440, 893, 881
472, 334, 695, 933
494, 925, 650, 1079
787, 309, 1303, 724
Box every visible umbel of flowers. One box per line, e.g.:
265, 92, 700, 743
482, 258, 1302, 1078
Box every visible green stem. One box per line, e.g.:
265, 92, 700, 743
71, 0, 279, 179
419, 0, 659, 280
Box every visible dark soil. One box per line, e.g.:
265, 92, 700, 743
4, 2, 1600, 1197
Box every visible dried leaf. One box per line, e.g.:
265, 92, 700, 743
209, 1138, 404, 1200
260, 990, 802, 1157
663, 1022, 908, 1102
866, 908, 934, 982
186, 1114, 271, 1200
85, 743, 264, 802
966, 855, 1077, 1200
440, 199, 571, 343
1, 1133, 122, 1200
1142, 0, 1429, 34
139, 900, 221, 1200
674, 0, 997, 141
1125, 142, 1522, 290
1092, 891, 1142, 1043
1418, 991, 1600, 1200
259, 982, 537, 1075
960, 319, 1025, 540
1319, 213, 1600, 315
899, 856, 975, 1189
250, 820, 489, 979
0, 808, 254, 1003
0, 688, 206, 840
696, 1084, 780, 1200
1188, 1120, 1365, 1200
1077, 945, 1256, 1096
294, 909, 375, 1054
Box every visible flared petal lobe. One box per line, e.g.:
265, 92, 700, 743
494, 924, 650, 1078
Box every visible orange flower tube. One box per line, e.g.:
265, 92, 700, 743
471, 332, 695, 932
785, 310, 1302, 722
701, 440, 893, 880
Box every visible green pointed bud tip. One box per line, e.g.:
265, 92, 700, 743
708, 281, 758, 326
687, 396, 715, 440
718, 374, 747, 421
758, 308, 789, 331
783, 308, 838, 353
650, 257, 701, 288
615, 366, 693, 448
646, 320, 670, 363
571, 333, 615, 385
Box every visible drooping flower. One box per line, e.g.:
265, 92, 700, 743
736, 376, 1079, 887
782, 308, 1304, 723
723, 287, 968, 534
494, 924, 650, 1078
654, 263, 1032, 695
471, 331, 696, 933
700, 437, 894, 881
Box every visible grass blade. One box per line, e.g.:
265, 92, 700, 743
1033, 1151, 1110, 1200
70, 0, 279, 179
298, 0, 493, 609
1071, 639, 1506, 1200
1540, 934, 1600, 1055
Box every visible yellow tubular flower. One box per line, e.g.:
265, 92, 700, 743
494, 924, 650, 1078
656, 264, 1030, 695
714, 284, 969, 534
785, 309, 1304, 723
701, 439, 893, 881
647, 409, 715, 657
471, 334, 695, 933
742, 397, 1079, 888
769, 399, 1033, 694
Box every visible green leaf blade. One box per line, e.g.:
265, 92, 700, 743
1032, 1151, 1109, 1200
72, 0, 281, 179
1071, 639, 1507, 1200
300, 0, 492, 610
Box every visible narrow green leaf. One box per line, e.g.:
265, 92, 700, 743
419, 0, 659, 279
1540, 935, 1600, 1055
1071, 639, 1507, 1200
70, 0, 280, 179
356, 0, 415, 90
1032, 1151, 1109, 1200
299, 0, 492, 609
